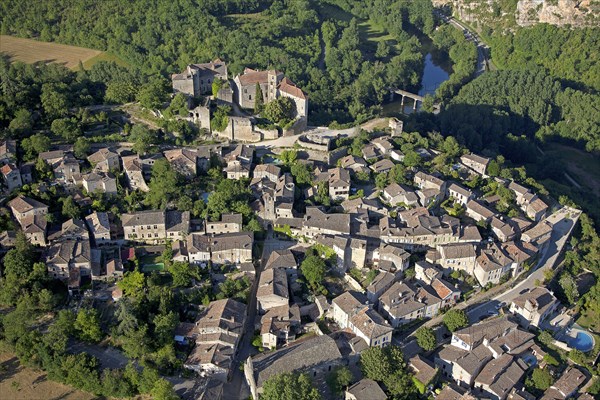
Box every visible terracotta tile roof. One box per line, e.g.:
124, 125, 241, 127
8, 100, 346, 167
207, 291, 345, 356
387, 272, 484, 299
278, 77, 306, 99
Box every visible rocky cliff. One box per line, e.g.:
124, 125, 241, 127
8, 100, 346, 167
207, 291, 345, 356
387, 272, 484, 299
433, 0, 599, 29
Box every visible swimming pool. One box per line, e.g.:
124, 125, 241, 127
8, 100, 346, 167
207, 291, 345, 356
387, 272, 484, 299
567, 331, 595, 352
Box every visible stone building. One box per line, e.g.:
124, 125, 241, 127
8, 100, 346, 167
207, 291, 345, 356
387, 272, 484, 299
233, 68, 308, 118
172, 60, 228, 97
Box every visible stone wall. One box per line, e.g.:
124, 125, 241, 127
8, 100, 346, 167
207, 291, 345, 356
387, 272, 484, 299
190, 104, 211, 132
282, 117, 307, 137
217, 87, 233, 104
328, 146, 348, 166
215, 116, 262, 142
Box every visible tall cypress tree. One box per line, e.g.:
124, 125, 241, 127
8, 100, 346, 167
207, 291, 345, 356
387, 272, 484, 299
254, 82, 264, 114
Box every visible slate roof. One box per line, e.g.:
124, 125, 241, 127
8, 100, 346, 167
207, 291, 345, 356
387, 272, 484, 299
461, 153, 490, 166
304, 207, 350, 234
350, 307, 393, 340
88, 148, 118, 164
121, 210, 164, 227
8, 195, 47, 214
439, 243, 476, 259
346, 378, 387, 400
467, 200, 495, 219
332, 291, 365, 315
448, 182, 472, 198
547, 367, 586, 399
409, 355, 439, 385
367, 271, 396, 294
511, 287, 557, 315
257, 268, 289, 300
370, 158, 395, 173
195, 298, 246, 335
476, 354, 528, 400
453, 317, 518, 348
210, 232, 253, 251
251, 334, 342, 387
264, 249, 297, 270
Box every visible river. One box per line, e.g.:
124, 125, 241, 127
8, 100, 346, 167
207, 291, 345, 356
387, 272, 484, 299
383, 33, 452, 115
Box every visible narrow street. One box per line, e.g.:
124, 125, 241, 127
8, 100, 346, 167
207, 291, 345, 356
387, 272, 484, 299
222, 230, 296, 400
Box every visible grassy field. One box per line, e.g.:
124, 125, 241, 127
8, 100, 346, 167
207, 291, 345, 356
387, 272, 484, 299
1, 35, 126, 70
0, 353, 93, 400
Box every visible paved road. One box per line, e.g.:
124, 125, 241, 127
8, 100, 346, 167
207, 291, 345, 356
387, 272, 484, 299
413, 207, 581, 333
255, 118, 389, 149
435, 10, 495, 76
222, 231, 296, 400
467, 207, 581, 323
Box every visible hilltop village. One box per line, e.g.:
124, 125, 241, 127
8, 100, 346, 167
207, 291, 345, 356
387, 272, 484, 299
0, 58, 594, 400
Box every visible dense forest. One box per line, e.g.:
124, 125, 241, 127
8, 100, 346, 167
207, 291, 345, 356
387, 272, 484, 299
486, 25, 600, 92
439, 69, 600, 153
0, 0, 436, 125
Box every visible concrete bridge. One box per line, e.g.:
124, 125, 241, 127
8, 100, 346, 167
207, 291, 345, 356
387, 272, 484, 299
389, 88, 424, 112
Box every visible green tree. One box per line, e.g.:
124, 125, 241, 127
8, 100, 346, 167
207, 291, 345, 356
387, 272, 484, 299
443, 309, 468, 332
153, 311, 179, 345
130, 124, 157, 155
559, 273, 579, 305
41, 83, 69, 120
537, 330, 554, 346
300, 255, 326, 292
150, 378, 179, 400
74, 308, 104, 343
415, 327, 437, 351
262, 372, 321, 400
169, 262, 198, 287
326, 366, 353, 394
73, 137, 91, 159
360, 346, 417, 399
290, 161, 313, 186
136, 78, 169, 110
254, 82, 264, 114
526, 368, 553, 391
105, 81, 138, 104
279, 150, 298, 165
360, 346, 391, 381
263, 97, 295, 124
375, 172, 388, 189
210, 105, 231, 132
145, 159, 181, 208
165, 93, 188, 118
375, 40, 390, 59
9, 108, 32, 135
51, 118, 82, 142
212, 78, 225, 97
21, 133, 51, 160
402, 150, 421, 167
61, 197, 81, 219
118, 271, 146, 300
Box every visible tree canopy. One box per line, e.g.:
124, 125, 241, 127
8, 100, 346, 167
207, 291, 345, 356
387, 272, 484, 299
443, 309, 468, 332
261, 372, 321, 400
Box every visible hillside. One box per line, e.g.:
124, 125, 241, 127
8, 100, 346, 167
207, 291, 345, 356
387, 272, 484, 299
433, 0, 600, 30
